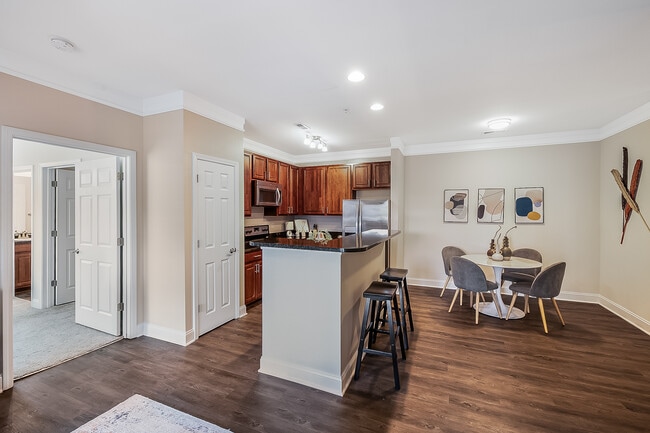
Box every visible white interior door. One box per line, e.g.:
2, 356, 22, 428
75, 156, 121, 336
55, 168, 76, 305
196, 158, 237, 335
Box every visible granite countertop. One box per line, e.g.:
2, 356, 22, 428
250, 229, 400, 253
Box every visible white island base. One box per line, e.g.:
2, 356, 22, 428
258, 244, 386, 396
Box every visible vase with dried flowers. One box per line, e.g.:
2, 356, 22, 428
501, 226, 517, 260
487, 226, 502, 257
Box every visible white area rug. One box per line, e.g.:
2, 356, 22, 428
13, 297, 121, 379
72, 394, 232, 433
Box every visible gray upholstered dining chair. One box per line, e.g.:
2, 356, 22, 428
449, 256, 501, 324
440, 246, 466, 298
500, 248, 542, 291
506, 262, 567, 333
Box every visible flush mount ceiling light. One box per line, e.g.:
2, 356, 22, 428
347, 70, 365, 82
50, 36, 76, 52
487, 117, 512, 131
370, 103, 384, 111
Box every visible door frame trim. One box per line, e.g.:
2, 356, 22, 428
0, 126, 138, 391
190, 152, 240, 344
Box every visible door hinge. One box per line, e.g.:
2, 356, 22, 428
51, 280, 57, 287
117, 172, 124, 181
118, 302, 124, 312
117, 237, 124, 246
197, 239, 200, 248
196, 174, 199, 183
51, 230, 58, 237
51, 180, 58, 187
198, 304, 202, 313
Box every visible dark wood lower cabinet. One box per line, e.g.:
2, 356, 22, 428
244, 250, 262, 304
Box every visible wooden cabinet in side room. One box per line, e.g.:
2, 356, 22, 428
325, 165, 352, 215
244, 250, 262, 305
352, 161, 391, 189
244, 153, 252, 216
251, 154, 279, 182
302, 166, 326, 214
15, 241, 31, 291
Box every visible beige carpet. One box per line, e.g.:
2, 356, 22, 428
13, 297, 122, 379
71, 394, 231, 433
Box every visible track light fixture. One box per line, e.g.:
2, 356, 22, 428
304, 134, 328, 152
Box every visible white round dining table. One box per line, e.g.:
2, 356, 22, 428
461, 254, 543, 319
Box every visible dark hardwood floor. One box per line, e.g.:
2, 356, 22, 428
2, 286, 649, 432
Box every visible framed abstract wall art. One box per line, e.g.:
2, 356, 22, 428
443, 189, 468, 223
515, 187, 544, 223
477, 188, 504, 223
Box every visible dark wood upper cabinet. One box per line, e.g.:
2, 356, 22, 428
352, 161, 391, 189
325, 165, 352, 215
372, 161, 391, 188
244, 153, 252, 216
251, 154, 279, 182
251, 154, 267, 180
302, 166, 326, 214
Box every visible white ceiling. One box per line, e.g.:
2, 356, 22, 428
2, 0, 650, 159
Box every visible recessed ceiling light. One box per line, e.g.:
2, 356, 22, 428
487, 117, 512, 131
370, 103, 384, 111
347, 71, 365, 82
50, 36, 76, 52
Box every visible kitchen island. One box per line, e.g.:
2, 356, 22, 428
250, 229, 400, 396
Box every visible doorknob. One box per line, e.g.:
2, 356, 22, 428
229, 247, 237, 253
74, 249, 80, 254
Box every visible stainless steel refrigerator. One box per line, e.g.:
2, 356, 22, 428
342, 199, 390, 235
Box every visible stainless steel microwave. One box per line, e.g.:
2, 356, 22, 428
253, 180, 282, 207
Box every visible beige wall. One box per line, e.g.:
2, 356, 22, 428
403, 142, 602, 300
142, 111, 186, 338
600, 119, 650, 327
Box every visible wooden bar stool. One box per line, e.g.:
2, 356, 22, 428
354, 281, 406, 390
380, 267, 414, 349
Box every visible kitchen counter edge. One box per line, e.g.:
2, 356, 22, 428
249, 229, 400, 253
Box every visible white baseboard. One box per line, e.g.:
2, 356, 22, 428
599, 295, 650, 336
259, 356, 344, 397
142, 322, 188, 346
239, 305, 247, 317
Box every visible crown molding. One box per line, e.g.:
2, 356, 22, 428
243, 138, 295, 163
143, 91, 245, 131
599, 101, 650, 140
292, 147, 391, 166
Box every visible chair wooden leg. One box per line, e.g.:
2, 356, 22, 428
538, 298, 549, 333
551, 298, 566, 326
524, 295, 530, 313
506, 292, 518, 320
440, 275, 450, 297
475, 293, 480, 324
448, 289, 460, 313
480, 293, 486, 302
460, 289, 464, 306
490, 291, 503, 319
469, 291, 473, 307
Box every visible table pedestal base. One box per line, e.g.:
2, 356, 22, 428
475, 301, 525, 320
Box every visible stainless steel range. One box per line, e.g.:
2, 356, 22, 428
244, 224, 269, 252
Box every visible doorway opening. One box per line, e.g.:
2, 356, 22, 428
1, 127, 138, 391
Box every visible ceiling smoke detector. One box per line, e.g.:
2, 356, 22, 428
50, 36, 76, 52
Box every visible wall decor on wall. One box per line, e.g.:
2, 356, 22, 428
443, 189, 468, 223
515, 187, 544, 223
612, 147, 648, 243
477, 188, 504, 223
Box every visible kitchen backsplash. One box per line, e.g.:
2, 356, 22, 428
245, 207, 343, 234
